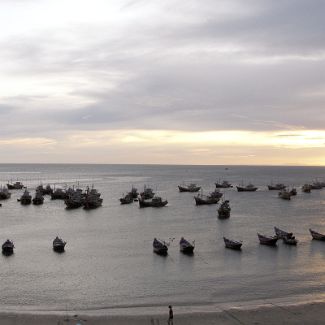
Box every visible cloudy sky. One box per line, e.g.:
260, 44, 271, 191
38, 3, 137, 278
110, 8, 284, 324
0, 0, 324, 165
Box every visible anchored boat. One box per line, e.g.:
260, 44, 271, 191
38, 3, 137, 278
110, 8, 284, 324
179, 237, 195, 254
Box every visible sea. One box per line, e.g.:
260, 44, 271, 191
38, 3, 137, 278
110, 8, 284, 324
0, 164, 325, 312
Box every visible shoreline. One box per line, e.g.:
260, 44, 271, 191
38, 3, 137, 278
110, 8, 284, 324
1, 295, 325, 324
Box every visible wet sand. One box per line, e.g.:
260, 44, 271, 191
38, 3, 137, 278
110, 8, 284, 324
1, 298, 325, 325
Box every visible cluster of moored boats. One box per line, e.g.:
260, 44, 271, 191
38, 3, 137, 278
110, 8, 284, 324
153, 228, 325, 255
1, 236, 66, 256
0, 182, 103, 210
119, 186, 169, 207
119, 179, 325, 210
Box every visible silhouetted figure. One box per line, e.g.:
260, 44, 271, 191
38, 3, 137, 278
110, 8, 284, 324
168, 305, 173, 325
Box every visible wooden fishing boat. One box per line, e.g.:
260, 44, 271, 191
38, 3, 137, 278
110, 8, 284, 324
218, 200, 231, 218
65, 189, 84, 209
178, 183, 201, 192
53, 236, 66, 252
194, 190, 222, 205
7, 181, 24, 190
302, 184, 312, 193
140, 186, 155, 199
128, 186, 139, 199
37, 184, 53, 195
278, 189, 291, 200
309, 229, 325, 241
153, 238, 168, 255
223, 237, 242, 250
215, 181, 232, 188
283, 235, 298, 245
83, 187, 103, 209
179, 237, 195, 254
268, 183, 286, 190
139, 196, 168, 208
257, 233, 278, 246
236, 184, 258, 192
274, 227, 293, 239
32, 190, 44, 205
51, 188, 67, 200
289, 188, 297, 196
2, 239, 14, 255
19, 189, 32, 205
119, 194, 133, 204
0, 187, 11, 200
311, 182, 323, 190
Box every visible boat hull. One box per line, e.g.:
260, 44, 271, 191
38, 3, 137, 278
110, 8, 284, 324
310, 229, 325, 241
53, 245, 66, 252
283, 237, 298, 245
223, 237, 242, 250
194, 197, 220, 205
274, 227, 293, 239
268, 185, 286, 190
139, 199, 168, 208
236, 186, 257, 192
178, 186, 201, 192
258, 234, 278, 246
153, 247, 168, 255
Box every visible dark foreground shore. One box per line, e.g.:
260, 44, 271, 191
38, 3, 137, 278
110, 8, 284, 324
1, 299, 325, 325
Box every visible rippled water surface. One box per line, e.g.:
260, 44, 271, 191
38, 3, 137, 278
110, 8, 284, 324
1, 164, 325, 311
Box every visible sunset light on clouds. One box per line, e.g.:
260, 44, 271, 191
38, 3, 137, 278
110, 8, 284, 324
0, 0, 324, 165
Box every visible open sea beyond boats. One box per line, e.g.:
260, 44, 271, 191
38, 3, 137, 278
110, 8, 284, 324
1, 163, 325, 314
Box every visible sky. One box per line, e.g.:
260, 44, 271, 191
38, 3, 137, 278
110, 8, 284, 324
0, 0, 325, 165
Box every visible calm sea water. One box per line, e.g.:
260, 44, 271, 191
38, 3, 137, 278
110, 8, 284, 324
0, 164, 325, 312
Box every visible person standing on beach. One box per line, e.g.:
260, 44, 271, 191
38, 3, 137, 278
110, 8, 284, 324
168, 305, 173, 325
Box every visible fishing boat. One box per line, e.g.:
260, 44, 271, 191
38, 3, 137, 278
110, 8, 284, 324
283, 235, 298, 245
236, 184, 258, 192
309, 229, 325, 241
128, 186, 139, 199
140, 186, 155, 199
2, 239, 14, 255
278, 189, 291, 200
139, 196, 168, 208
302, 184, 312, 193
215, 181, 232, 188
218, 200, 231, 218
36, 184, 53, 195
153, 238, 168, 255
7, 181, 24, 190
53, 236, 66, 252
178, 183, 201, 192
194, 189, 222, 205
65, 189, 84, 209
51, 188, 67, 200
83, 187, 103, 209
311, 182, 323, 190
32, 190, 44, 205
274, 226, 293, 239
0, 187, 11, 200
179, 237, 195, 254
119, 193, 133, 204
257, 233, 278, 246
19, 189, 32, 205
268, 183, 286, 190
223, 237, 242, 250
289, 188, 297, 196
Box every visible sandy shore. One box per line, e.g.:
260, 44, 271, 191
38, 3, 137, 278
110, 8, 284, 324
1, 297, 325, 325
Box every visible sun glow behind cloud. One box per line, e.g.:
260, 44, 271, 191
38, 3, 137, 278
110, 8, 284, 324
1, 129, 325, 165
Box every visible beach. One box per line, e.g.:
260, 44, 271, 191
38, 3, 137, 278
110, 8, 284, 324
1, 297, 325, 324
